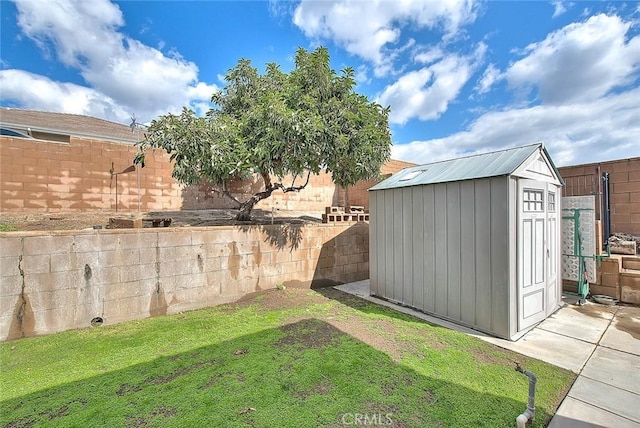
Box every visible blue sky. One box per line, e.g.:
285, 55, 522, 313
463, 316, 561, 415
1, 0, 639, 167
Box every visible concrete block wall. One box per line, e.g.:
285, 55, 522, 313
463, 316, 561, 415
336, 160, 417, 210
0, 222, 369, 341
0, 136, 180, 212
558, 157, 640, 235
1, 135, 414, 213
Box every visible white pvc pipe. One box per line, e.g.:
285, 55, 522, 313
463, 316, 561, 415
515, 366, 537, 427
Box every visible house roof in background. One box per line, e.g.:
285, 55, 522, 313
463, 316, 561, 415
381, 158, 418, 175
0, 107, 139, 143
370, 143, 562, 191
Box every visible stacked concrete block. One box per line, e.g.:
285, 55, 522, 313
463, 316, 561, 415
621, 273, 640, 304
558, 157, 640, 235
570, 256, 640, 304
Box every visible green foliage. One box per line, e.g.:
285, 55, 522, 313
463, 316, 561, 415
0, 223, 16, 232
135, 47, 391, 219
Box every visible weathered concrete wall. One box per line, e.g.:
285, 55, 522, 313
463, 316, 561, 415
0, 223, 369, 341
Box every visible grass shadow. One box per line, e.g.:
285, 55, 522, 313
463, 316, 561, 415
2, 318, 559, 428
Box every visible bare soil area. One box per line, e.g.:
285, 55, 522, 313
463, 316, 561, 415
0, 209, 323, 232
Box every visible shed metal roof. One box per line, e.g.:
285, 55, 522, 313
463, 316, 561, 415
370, 143, 560, 191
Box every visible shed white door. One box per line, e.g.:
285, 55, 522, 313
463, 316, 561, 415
518, 180, 548, 330
546, 188, 558, 314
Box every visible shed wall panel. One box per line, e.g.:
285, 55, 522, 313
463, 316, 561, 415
422, 186, 436, 312
392, 190, 403, 302
490, 178, 510, 338
369, 192, 379, 295
460, 181, 476, 326
411, 188, 424, 308
446, 183, 462, 320
384, 190, 395, 300
474, 180, 493, 331
434, 184, 448, 315
402, 188, 413, 304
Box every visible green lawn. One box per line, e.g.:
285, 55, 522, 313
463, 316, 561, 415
0, 288, 575, 427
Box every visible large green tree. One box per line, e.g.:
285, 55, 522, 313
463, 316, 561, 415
135, 47, 391, 221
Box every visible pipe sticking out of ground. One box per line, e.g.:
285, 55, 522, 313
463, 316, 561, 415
515, 363, 537, 428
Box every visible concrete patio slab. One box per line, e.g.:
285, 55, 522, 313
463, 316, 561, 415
548, 397, 640, 428
567, 376, 640, 424
600, 307, 640, 356
480, 328, 595, 373
581, 347, 640, 395
335, 280, 370, 299
536, 305, 613, 344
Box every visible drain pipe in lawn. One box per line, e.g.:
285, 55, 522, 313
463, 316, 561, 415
515, 363, 536, 428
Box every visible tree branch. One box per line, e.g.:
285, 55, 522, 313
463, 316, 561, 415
279, 170, 311, 193
207, 186, 242, 207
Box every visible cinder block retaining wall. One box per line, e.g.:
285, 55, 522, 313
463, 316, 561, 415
0, 223, 369, 341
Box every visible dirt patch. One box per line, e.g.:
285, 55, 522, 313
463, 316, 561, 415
4, 415, 36, 428
198, 373, 223, 391
326, 315, 407, 362
115, 359, 216, 397
230, 288, 329, 313
145, 359, 215, 386
5, 399, 88, 428
0, 209, 322, 232
269, 288, 449, 362
117, 383, 142, 396
380, 376, 413, 396
276, 318, 344, 349
294, 379, 334, 400
125, 406, 177, 428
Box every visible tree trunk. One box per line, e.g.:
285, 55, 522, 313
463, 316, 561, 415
235, 172, 274, 221
237, 198, 258, 221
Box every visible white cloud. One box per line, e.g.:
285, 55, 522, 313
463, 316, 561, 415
505, 14, 640, 105
4, 0, 217, 123
392, 87, 640, 166
551, 0, 567, 18
377, 44, 486, 124
414, 47, 444, 65
292, 0, 478, 75
354, 65, 370, 85
0, 69, 129, 122
376, 56, 472, 125
475, 63, 502, 95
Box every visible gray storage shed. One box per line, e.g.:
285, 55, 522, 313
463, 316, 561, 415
369, 143, 563, 340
